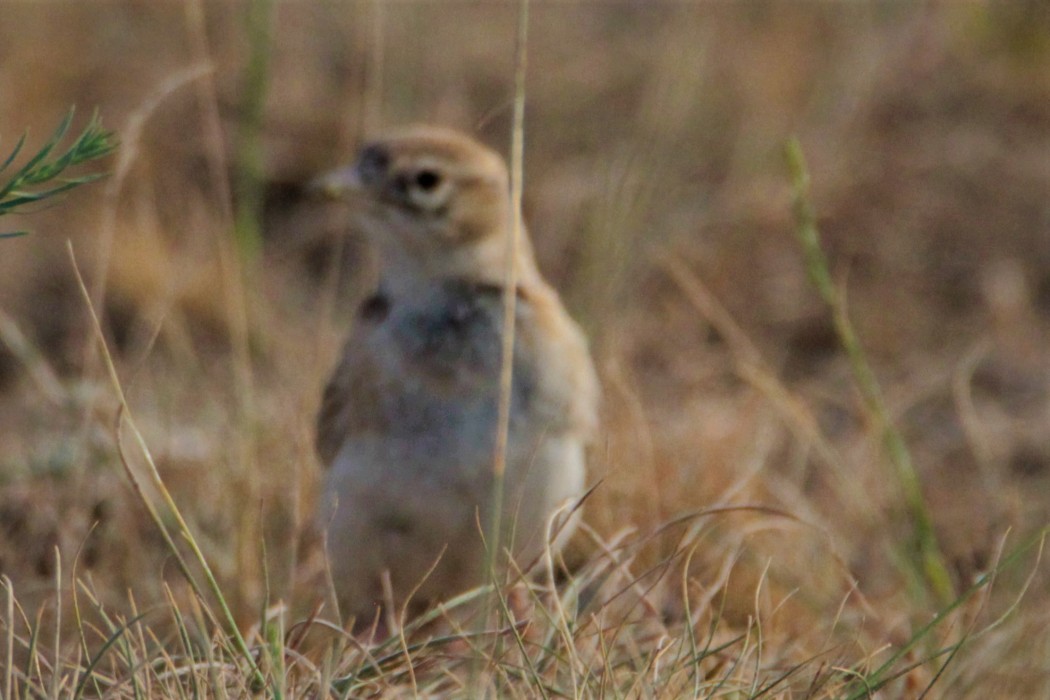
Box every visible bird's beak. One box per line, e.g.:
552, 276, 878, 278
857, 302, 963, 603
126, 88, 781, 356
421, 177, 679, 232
308, 164, 364, 201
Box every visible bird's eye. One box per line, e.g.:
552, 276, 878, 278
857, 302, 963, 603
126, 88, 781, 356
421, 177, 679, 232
414, 169, 441, 191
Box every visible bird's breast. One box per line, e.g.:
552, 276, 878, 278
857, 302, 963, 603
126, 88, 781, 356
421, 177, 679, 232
362, 282, 536, 442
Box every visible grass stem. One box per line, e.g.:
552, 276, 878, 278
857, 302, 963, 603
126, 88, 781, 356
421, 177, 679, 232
784, 136, 955, 605
67, 241, 267, 689
486, 0, 530, 608
233, 0, 275, 260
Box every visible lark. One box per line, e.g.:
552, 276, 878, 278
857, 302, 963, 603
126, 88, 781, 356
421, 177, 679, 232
313, 126, 599, 627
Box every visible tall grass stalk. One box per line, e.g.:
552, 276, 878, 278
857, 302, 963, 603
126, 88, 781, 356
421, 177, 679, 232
233, 0, 275, 260
784, 137, 955, 605
66, 242, 268, 691
3, 577, 13, 700
486, 0, 530, 611
183, 0, 266, 612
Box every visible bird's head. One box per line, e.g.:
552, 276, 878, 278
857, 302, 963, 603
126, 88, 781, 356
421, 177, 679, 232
314, 126, 535, 288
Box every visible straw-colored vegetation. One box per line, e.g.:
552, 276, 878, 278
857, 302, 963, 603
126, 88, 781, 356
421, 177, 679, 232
1, 3, 1049, 697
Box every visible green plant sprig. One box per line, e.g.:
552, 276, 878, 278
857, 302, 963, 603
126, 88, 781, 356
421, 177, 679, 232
784, 136, 956, 606
0, 108, 117, 237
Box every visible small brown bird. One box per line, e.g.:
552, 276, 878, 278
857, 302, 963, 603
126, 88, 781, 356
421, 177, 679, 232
313, 126, 599, 626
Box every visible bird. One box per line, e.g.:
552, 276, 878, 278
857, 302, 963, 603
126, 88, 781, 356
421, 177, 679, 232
312, 125, 600, 628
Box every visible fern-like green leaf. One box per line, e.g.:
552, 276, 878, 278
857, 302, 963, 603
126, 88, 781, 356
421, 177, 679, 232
0, 107, 117, 236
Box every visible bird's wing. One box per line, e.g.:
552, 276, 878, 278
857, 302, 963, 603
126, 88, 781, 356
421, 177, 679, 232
315, 329, 385, 467
518, 282, 601, 442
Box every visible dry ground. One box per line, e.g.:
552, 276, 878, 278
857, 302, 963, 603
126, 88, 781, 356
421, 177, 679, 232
1, 2, 1049, 697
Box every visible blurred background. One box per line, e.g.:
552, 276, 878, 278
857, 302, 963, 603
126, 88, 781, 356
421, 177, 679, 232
1, 1, 1049, 692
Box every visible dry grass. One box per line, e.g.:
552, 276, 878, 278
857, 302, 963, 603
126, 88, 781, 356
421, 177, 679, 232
2, 2, 1050, 697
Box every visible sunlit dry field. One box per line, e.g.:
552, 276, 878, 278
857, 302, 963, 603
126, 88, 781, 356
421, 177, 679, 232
1, 2, 1050, 696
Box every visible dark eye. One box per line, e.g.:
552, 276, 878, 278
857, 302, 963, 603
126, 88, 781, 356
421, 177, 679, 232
414, 169, 441, 191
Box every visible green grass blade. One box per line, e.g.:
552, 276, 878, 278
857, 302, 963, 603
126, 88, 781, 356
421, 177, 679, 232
3, 107, 75, 191
0, 133, 26, 175
72, 612, 150, 700
784, 136, 955, 605
844, 526, 1047, 698
3, 175, 106, 208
